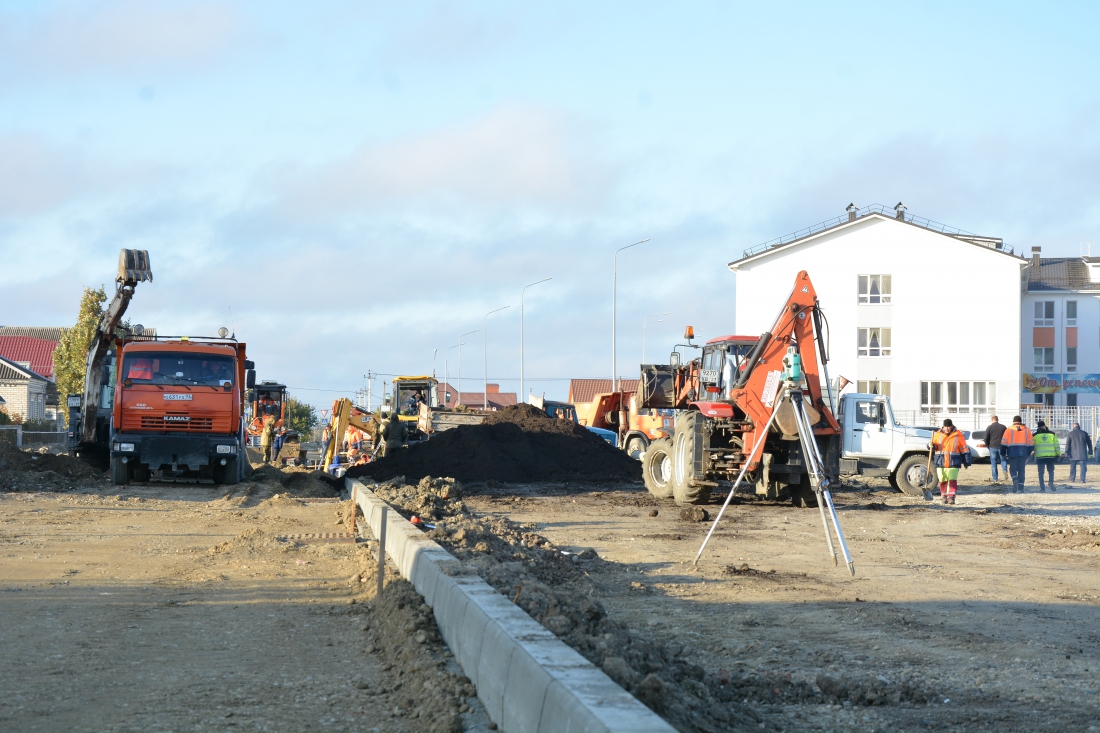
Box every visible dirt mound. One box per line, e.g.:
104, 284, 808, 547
347, 405, 640, 484
367, 477, 466, 523
248, 463, 338, 497
0, 441, 102, 492
207, 527, 290, 556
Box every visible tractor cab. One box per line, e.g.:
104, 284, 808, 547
247, 381, 291, 443
699, 335, 759, 401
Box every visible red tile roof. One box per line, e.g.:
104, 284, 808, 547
0, 336, 59, 379
568, 379, 639, 404
436, 383, 517, 409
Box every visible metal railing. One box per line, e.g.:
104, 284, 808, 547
741, 204, 1012, 259
894, 407, 1100, 437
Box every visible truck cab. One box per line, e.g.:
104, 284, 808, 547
836, 392, 935, 495
107, 337, 251, 485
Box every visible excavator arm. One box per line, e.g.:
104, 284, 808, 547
79, 250, 152, 444
727, 270, 840, 472
321, 398, 379, 470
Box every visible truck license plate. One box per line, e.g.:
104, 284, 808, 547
700, 369, 719, 384
163, 393, 193, 401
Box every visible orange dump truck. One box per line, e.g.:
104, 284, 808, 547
104, 337, 254, 485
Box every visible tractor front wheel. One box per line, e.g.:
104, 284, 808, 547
672, 412, 710, 505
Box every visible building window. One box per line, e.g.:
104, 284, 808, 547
1033, 347, 1055, 373
921, 381, 996, 413
1034, 301, 1054, 327
1067, 393, 1078, 407
1067, 347, 1078, 373
858, 275, 892, 304
1067, 300, 1077, 326
857, 328, 891, 357
857, 380, 891, 397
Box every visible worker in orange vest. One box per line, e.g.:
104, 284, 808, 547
930, 418, 971, 504
1001, 415, 1034, 493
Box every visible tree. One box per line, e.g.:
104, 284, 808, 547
53, 287, 106, 427
286, 397, 319, 439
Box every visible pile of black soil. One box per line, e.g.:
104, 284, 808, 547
0, 441, 104, 492
347, 404, 641, 484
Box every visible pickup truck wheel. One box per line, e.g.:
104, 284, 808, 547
895, 454, 932, 496
672, 412, 710, 505
642, 439, 674, 498
110, 456, 129, 485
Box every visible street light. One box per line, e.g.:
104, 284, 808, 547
613, 238, 651, 392
643, 312, 670, 364
444, 344, 459, 406
521, 277, 552, 403
484, 306, 510, 409
458, 329, 479, 406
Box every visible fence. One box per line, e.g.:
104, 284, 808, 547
21, 431, 68, 447
0, 425, 21, 447
894, 407, 1100, 436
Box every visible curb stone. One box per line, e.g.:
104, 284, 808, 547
347, 478, 675, 733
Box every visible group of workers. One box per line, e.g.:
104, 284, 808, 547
930, 415, 1094, 503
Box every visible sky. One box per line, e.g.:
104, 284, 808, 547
1, 1, 1099, 409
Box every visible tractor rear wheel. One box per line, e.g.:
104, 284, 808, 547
672, 412, 710, 505
791, 475, 819, 508
642, 439, 674, 498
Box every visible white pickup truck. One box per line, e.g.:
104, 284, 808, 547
835, 392, 935, 495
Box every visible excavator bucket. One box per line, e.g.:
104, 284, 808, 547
117, 249, 153, 285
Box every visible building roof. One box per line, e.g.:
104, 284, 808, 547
0, 335, 60, 379
0, 327, 67, 342
1027, 257, 1100, 292
568, 379, 640, 404
0, 354, 48, 382
435, 383, 517, 409
729, 205, 1022, 269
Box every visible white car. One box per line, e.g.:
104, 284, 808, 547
968, 429, 991, 461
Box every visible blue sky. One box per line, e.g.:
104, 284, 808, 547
1, 1, 1098, 408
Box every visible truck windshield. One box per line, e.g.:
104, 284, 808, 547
397, 384, 429, 416
123, 353, 235, 387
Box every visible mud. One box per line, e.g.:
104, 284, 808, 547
348, 404, 640, 484
0, 441, 103, 492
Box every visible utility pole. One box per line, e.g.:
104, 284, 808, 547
484, 306, 510, 410
613, 239, 651, 392
521, 278, 552, 404
365, 371, 373, 411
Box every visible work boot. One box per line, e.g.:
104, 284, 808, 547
947, 496, 956, 505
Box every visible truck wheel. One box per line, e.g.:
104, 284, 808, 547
132, 464, 150, 483
642, 439, 674, 498
894, 454, 932, 496
672, 412, 710, 505
215, 458, 240, 486
626, 436, 648, 461
110, 456, 129, 485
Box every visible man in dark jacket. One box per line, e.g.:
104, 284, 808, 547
1066, 422, 1093, 483
984, 415, 1008, 484
380, 412, 407, 458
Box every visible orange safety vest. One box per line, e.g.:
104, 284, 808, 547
1002, 424, 1034, 446
933, 428, 969, 467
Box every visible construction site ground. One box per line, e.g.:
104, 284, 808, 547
454, 465, 1100, 732
0, 449, 492, 733
5, 439, 1100, 733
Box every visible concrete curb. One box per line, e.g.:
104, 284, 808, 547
347, 478, 675, 733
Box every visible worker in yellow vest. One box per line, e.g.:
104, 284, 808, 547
1032, 420, 1060, 492
1002, 416, 1034, 493
930, 418, 971, 505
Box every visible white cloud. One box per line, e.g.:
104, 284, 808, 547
278, 103, 614, 213
0, 0, 238, 78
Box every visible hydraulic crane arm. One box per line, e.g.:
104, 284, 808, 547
727, 270, 840, 471
79, 250, 152, 444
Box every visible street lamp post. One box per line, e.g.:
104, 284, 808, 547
643, 312, 670, 364
521, 278, 552, 403
613, 238, 651, 392
458, 330, 479, 407
444, 344, 458, 406
484, 306, 510, 410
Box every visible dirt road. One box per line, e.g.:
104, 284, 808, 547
456, 465, 1100, 732
0, 463, 490, 733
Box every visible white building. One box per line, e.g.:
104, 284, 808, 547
1021, 251, 1100, 408
729, 204, 1027, 424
